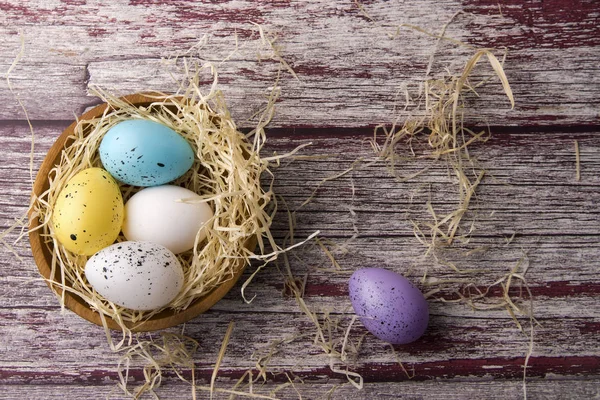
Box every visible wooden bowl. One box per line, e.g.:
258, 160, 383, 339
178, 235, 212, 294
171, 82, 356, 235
28, 93, 257, 332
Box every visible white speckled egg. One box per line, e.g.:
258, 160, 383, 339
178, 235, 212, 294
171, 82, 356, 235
349, 268, 429, 344
122, 185, 214, 254
85, 241, 184, 311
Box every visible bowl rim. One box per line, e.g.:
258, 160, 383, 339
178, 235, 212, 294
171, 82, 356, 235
28, 93, 257, 332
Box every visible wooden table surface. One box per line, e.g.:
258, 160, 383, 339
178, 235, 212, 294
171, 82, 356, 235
1, 1, 599, 399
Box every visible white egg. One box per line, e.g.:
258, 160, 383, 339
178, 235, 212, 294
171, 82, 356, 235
85, 241, 184, 311
122, 185, 213, 254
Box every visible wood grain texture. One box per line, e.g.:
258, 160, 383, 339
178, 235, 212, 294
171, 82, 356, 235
1, 0, 599, 398
1, 0, 599, 126
1, 380, 599, 400
26, 95, 259, 332
1, 122, 599, 398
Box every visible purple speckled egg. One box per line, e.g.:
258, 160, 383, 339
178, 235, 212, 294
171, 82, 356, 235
348, 268, 429, 344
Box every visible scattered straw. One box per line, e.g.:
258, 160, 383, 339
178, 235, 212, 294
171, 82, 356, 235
1, 215, 29, 264
8, 13, 543, 400
116, 331, 199, 399
431, 253, 539, 329
393, 17, 474, 51
575, 139, 581, 181
285, 8, 536, 397
299, 158, 368, 210
211, 321, 236, 398
268, 197, 364, 390
375, 44, 514, 249
375, 10, 515, 257
387, 344, 415, 379
354, 0, 375, 22
423, 11, 464, 78
14, 28, 318, 399
28, 53, 298, 332
4, 32, 35, 185
252, 23, 299, 81
523, 314, 535, 400
203, 387, 280, 400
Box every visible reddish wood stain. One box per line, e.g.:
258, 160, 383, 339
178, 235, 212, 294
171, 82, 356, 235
60, 0, 87, 5
0, 0, 599, 397
298, 281, 600, 299
463, 0, 600, 48
87, 27, 110, 37
0, 3, 41, 23
0, 355, 597, 384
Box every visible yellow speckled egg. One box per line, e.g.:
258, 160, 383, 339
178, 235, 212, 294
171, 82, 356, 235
52, 167, 124, 255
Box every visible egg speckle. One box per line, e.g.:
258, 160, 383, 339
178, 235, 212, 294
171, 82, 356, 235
349, 268, 429, 344
99, 119, 195, 187
85, 241, 184, 311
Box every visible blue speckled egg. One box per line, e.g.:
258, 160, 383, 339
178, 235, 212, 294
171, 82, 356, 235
99, 119, 194, 186
348, 268, 429, 344
85, 241, 184, 311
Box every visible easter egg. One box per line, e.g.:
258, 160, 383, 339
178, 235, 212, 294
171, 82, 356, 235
122, 185, 213, 254
84, 241, 184, 311
52, 167, 124, 256
348, 268, 429, 344
99, 119, 195, 186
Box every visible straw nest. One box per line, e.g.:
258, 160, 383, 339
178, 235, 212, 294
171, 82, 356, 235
29, 81, 277, 328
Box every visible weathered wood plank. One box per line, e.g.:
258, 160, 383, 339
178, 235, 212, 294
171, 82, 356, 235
86, 47, 600, 128
0, 302, 598, 376
1, 379, 599, 400
1, 1, 600, 395
1, 123, 598, 396
3, 233, 600, 315
1, 1, 599, 126
2, 124, 599, 293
